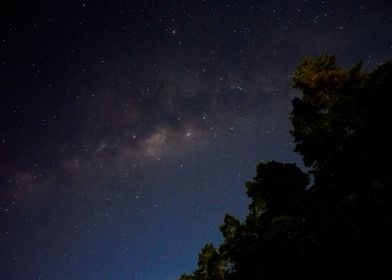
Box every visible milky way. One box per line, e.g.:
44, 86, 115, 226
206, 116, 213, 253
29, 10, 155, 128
1, 1, 391, 279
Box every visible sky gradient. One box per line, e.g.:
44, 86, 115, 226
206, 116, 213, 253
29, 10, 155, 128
1, 1, 391, 279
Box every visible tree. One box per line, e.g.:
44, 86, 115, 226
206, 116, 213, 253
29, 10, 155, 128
179, 56, 392, 279
180, 244, 227, 280
291, 55, 392, 279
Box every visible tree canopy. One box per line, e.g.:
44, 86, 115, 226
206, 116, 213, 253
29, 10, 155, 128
180, 55, 392, 279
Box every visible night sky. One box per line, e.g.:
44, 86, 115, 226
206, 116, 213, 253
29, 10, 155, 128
1, 1, 391, 279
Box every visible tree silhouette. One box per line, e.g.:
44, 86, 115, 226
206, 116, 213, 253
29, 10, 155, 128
180, 55, 392, 279
180, 244, 227, 280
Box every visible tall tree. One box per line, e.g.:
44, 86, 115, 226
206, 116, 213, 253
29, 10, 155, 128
180, 56, 392, 279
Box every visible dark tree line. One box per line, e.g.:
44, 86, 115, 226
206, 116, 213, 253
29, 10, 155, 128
180, 55, 392, 279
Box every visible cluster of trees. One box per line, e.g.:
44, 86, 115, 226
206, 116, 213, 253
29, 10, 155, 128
180, 55, 392, 279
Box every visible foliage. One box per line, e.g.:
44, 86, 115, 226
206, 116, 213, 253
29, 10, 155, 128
180, 244, 227, 280
180, 55, 392, 279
